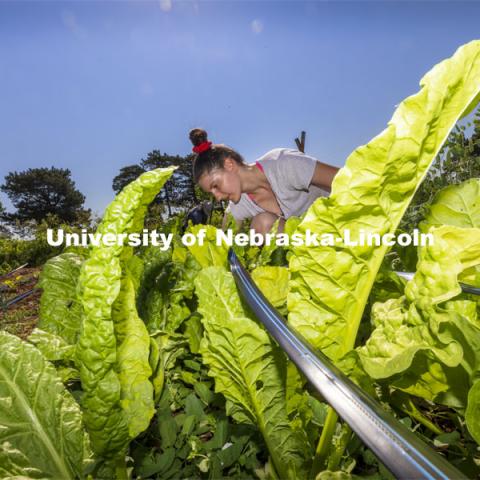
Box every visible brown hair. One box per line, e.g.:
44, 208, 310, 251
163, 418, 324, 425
189, 128, 245, 183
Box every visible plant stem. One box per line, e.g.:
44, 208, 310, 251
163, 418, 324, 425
309, 407, 338, 478
267, 457, 281, 480
327, 423, 352, 471
397, 395, 444, 436
115, 457, 128, 480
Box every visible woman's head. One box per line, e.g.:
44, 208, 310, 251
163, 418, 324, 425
189, 128, 245, 203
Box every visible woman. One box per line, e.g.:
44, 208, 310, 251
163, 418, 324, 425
189, 128, 339, 235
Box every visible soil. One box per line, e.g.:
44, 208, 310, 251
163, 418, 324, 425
0, 267, 41, 339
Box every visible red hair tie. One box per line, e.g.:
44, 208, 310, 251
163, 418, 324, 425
192, 141, 212, 154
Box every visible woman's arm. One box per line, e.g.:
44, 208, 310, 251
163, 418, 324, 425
310, 161, 340, 192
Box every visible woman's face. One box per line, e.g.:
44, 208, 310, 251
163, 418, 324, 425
198, 158, 242, 203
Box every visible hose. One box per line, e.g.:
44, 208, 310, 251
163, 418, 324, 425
228, 248, 466, 480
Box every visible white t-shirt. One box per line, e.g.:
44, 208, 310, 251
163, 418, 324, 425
226, 148, 329, 223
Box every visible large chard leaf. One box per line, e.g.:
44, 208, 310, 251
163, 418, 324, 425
0, 443, 44, 479
287, 40, 480, 361
357, 226, 480, 441
111, 267, 154, 438
405, 225, 480, 307
0, 331, 88, 479
357, 296, 463, 380
76, 167, 175, 458
138, 251, 200, 333
38, 252, 84, 345
420, 177, 480, 288
251, 266, 290, 311
194, 267, 311, 479
136, 246, 171, 324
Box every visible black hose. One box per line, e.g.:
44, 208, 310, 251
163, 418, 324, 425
3, 289, 38, 309
0, 263, 28, 282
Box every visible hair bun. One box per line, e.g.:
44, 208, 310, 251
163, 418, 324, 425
189, 128, 208, 147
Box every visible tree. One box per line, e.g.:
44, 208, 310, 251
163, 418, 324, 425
140, 150, 198, 216
0, 199, 7, 236
113, 150, 210, 220
1, 167, 89, 224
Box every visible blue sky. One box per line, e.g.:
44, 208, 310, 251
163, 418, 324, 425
1, 0, 479, 216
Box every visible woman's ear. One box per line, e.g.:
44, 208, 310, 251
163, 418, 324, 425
223, 157, 237, 172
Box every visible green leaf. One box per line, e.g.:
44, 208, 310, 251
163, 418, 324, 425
357, 296, 464, 400
195, 267, 311, 479
466, 380, 480, 443
405, 226, 480, 307
159, 417, 178, 449
166, 293, 191, 332
422, 178, 480, 230
76, 167, 175, 458
417, 179, 480, 289
181, 370, 198, 385
28, 328, 76, 362
139, 252, 200, 334
433, 430, 461, 448
57, 366, 80, 383
0, 331, 88, 479
186, 224, 229, 268
150, 331, 188, 404
316, 472, 355, 480
182, 415, 197, 436
287, 41, 480, 361
204, 418, 228, 451
358, 296, 463, 379
143, 288, 166, 332
194, 382, 215, 406
111, 268, 154, 439
137, 448, 176, 477
217, 440, 244, 468
184, 359, 202, 371
184, 314, 204, 354
285, 361, 321, 445
0, 443, 44, 479
252, 266, 290, 310
38, 252, 84, 345
136, 246, 171, 322
357, 226, 480, 441
185, 393, 205, 418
